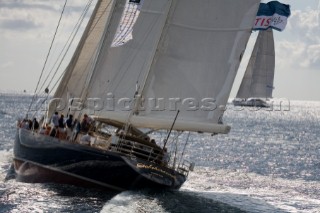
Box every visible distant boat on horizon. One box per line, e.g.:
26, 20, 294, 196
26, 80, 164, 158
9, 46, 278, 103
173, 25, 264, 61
233, 28, 275, 108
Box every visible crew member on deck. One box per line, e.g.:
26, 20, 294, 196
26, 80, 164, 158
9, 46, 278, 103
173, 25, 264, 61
80, 132, 92, 145
32, 118, 39, 131
66, 114, 74, 140
51, 111, 59, 128
80, 114, 92, 132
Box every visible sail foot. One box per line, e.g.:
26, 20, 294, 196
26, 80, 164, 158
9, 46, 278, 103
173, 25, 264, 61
93, 112, 230, 134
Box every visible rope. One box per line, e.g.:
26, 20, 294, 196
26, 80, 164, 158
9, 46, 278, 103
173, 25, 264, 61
48, 0, 112, 96
178, 132, 191, 168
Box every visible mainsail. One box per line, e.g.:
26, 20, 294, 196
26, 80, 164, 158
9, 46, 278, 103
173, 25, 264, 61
51, 0, 261, 134
236, 28, 275, 99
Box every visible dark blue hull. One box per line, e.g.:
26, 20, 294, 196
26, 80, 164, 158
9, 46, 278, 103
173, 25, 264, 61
13, 129, 186, 191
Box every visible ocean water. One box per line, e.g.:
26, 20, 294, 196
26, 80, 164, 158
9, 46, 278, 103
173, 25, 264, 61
0, 93, 319, 213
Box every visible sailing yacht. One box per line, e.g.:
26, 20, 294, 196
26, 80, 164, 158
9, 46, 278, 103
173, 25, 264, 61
13, 0, 260, 191
233, 29, 275, 108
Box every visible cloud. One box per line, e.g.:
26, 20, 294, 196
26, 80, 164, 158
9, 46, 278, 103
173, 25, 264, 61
0, 1, 57, 12
276, 9, 320, 71
305, 44, 320, 69
0, 19, 39, 31
0, 1, 94, 41
0, 1, 86, 13
0, 1, 92, 27
0, 2, 56, 37
287, 10, 320, 42
0, 0, 95, 89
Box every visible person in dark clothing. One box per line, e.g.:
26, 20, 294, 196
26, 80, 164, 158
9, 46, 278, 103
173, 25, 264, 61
71, 119, 81, 141
58, 114, 65, 129
49, 127, 58, 137
32, 118, 39, 130
57, 114, 66, 139
66, 115, 74, 140
80, 114, 92, 132
66, 114, 74, 129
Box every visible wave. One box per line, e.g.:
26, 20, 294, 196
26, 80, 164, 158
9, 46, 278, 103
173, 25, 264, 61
100, 189, 248, 213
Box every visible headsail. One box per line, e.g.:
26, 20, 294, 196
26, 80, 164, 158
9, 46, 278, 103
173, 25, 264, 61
50, 0, 115, 116
236, 29, 275, 99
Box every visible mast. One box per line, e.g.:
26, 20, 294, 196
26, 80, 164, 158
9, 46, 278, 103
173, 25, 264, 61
131, 0, 174, 115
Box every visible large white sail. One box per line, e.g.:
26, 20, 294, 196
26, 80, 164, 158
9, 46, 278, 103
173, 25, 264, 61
236, 29, 275, 99
136, 0, 261, 133
89, 0, 260, 134
52, 0, 260, 134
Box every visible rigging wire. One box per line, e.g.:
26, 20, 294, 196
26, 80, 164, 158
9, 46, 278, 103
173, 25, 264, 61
172, 132, 183, 169
37, 0, 156, 118
177, 131, 191, 169
45, 1, 93, 92
47, 0, 112, 97
36, 0, 95, 100
26, 0, 68, 117
318, 0, 320, 23
27, 0, 95, 120
38, 0, 94, 94
32, 0, 112, 117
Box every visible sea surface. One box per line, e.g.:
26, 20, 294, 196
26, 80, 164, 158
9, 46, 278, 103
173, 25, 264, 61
0, 93, 319, 213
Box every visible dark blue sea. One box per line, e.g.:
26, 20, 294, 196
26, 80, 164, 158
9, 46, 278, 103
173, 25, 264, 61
0, 93, 319, 212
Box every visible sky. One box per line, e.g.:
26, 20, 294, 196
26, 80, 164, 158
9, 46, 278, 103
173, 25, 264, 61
0, 0, 320, 101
